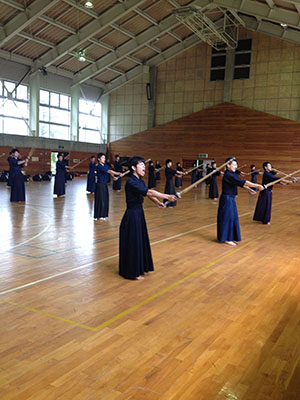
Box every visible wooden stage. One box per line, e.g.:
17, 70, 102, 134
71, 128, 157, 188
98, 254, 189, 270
1, 176, 300, 400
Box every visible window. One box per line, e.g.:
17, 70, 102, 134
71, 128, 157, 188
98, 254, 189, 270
210, 46, 227, 81
39, 89, 70, 140
79, 98, 103, 144
0, 80, 29, 136
233, 39, 252, 80
210, 39, 252, 81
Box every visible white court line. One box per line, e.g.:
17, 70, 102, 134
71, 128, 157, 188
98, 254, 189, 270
1, 195, 300, 297
2, 205, 52, 252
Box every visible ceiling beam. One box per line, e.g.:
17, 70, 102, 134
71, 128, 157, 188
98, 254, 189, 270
72, 0, 210, 87
18, 32, 55, 49
134, 8, 158, 25
240, 13, 300, 44
0, 0, 60, 47
213, 0, 300, 29
102, 34, 201, 95
0, 0, 25, 11
34, 0, 146, 69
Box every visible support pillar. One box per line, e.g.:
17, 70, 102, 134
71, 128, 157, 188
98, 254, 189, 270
223, 49, 235, 102
29, 72, 40, 136
71, 85, 80, 141
147, 66, 157, 129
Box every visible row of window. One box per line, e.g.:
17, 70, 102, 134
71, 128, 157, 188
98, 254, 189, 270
0, 81, 104, 144
210, 39, 252, 81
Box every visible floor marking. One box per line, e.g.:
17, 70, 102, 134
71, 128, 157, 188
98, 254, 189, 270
0, 298, 95, 332
1, 195, 299, 297
0, 224, 283, 331
93, 225, 283, 332
2, 204, 51, 252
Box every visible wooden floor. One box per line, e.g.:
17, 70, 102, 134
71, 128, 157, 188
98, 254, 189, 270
1, 176, 300, 400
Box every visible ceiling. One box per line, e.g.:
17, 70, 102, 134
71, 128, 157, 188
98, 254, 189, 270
1, 0, 300, 96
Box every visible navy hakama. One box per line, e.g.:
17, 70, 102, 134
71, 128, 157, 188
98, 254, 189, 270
119, 175, 153, 279
251, 170, 259, 192
94, 163, 110, 219
175, 166, 183, 188
7, 157, 13, 187
148, 165, 156, 189
10, 158, 25, 202
217, 170, 245, 242
86, 162, 96, 193
54, 160, 66, 196
155, 163, 161, 180
253, 171, 279, 224
164, 167, 177, 207
112, 161, 122, 191
191, 169, 198, 184
209, 169, 220, 199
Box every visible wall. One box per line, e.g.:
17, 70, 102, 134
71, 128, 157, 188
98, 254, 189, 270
108, 73, 149, 142
109, 102, 300, 172
231, 28, 300, 121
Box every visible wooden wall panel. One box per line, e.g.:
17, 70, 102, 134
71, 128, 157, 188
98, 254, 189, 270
109, 102, 300, 173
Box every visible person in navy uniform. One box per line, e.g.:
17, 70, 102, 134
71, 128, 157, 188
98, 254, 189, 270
86, 155, 96, 194
7, 151, 13, 187
217, 157, 264, 246
164, 159, 185, 207
155, 160, 161, 181
54, 153, 68, 198
249, 164, 261, 192
10, 149, 29, 202
148, 160, 156, 189
112, 154, 123, 191
209, 161, 221, 200
119, 156, 177, 280
253, 162, 294, 224
94, 153, 123, 220
175, 162, 184, 188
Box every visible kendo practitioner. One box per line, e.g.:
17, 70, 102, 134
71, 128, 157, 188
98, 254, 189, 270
7, 151, 13, 187
86, 155, 96, 194
54, 153, 69, 197
119, 156, 177, 280
94, 153, 123, 220
253, 162, 294, 224
205, 163, 212, 185
217, 157, 264, 246
250, 164, 261, 192
175, 162, 184, 188
148, 160, 156, 189
209, 161, 221, 200
112, 154, 123, 191
10, 149, 29, 202
155, 160, 161, 181
191, 161, 198, 187
106, 158, 112, 184
164, 159, 185, 207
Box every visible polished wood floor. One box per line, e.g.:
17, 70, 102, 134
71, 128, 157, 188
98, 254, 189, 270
1, 176, 300, 400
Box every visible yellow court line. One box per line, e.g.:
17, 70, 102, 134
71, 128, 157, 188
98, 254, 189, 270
0, 298, 96, 332
1, 223, 285, 332
1, 194, 300, 297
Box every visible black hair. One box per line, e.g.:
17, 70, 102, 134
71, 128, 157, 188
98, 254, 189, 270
11, 148, 19, 154
57, 152, 64, 158
129, 155, 145, 171
90, 155, 95, 159
97, 152, 105, 159
166, 159, 172, 165
212, 160, 216, 165
250, 164, 255, 169
225, 157, 236, 163
176, 161, 181, 167
115, 154, 120, 159
262, 162, 270, 170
